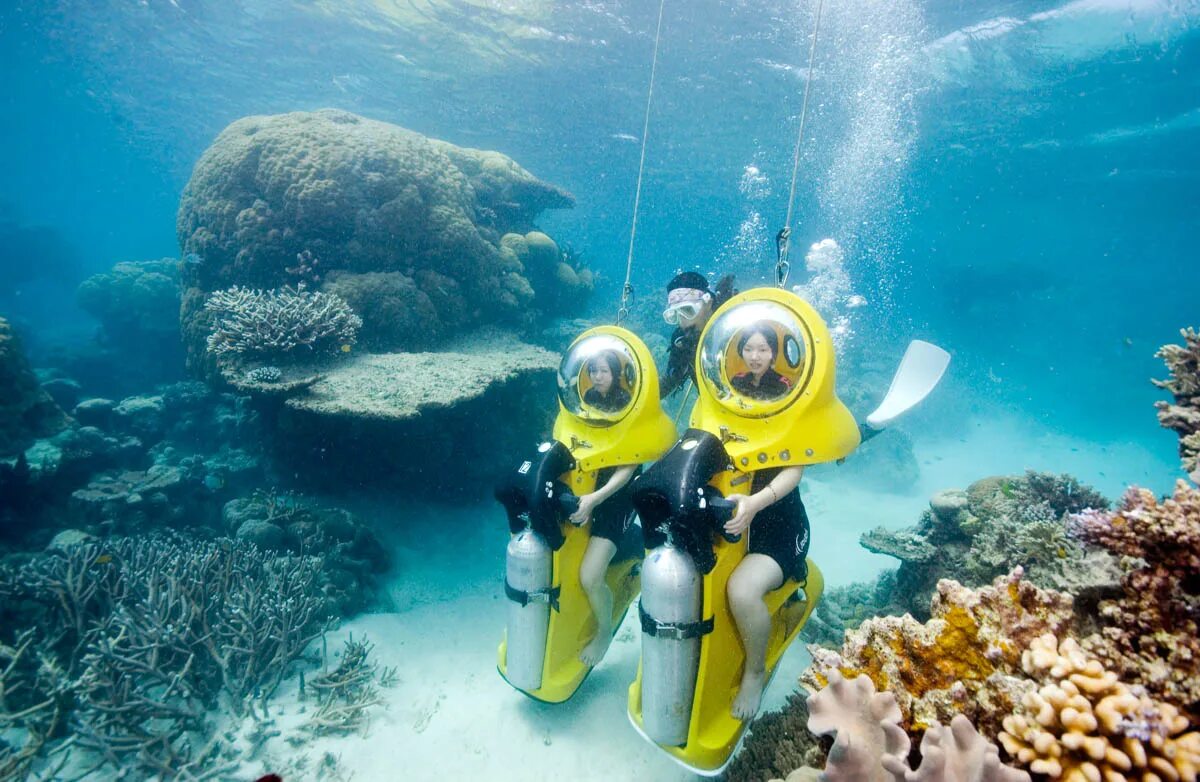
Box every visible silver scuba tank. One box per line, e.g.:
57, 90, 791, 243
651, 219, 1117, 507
504, 528, 553, 691
640, 542, 703, 746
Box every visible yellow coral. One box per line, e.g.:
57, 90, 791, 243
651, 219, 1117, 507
999, 634, 1200, 782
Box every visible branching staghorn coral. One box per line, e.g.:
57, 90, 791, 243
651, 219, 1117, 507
999, 634, 1200, 782
204, 285, 362, 360
302, 635, 395, 737
1153, 327, 1200, 479
1067, 481, 1200, 718
0, 534, 333, 779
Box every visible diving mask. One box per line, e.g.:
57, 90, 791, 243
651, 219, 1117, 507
663, 296, 707, 325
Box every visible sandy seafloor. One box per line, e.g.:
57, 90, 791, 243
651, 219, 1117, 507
237, 410, 1178, 782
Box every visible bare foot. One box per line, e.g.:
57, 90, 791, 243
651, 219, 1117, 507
580, 630, 613, 666
731, 669, 766, 721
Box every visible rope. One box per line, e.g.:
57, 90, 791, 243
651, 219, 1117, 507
673, 380, 694, 427
618, 0, 668, 325
777, 0, 825, 288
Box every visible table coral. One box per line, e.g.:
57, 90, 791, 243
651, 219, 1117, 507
805, 570, 1074, 737
999, 634, 1200, 782
1153, 327, 1200, 479
1068, 481, 1200, 718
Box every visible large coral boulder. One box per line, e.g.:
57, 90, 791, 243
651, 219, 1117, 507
0, 317, 68, 457
177, 109, 583, 371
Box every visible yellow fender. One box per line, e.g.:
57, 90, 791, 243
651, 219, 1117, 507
498, 326, 676, 703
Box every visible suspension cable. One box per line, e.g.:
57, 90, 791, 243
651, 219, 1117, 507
618, 0, 668, 325
776, 0, 825, 288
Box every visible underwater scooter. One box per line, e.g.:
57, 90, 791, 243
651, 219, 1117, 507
625, 288, 950, 775
494, 326, 677, 703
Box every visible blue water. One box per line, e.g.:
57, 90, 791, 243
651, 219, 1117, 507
3, 0, 1196, 455
1, 2, 1197, 780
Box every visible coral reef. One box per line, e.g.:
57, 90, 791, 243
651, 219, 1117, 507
0, 533, 332, 779
1068, 481, 1200, 717
804, 570, 1074, 737
2, 381, 263, 548
221, 490, 390, 615
1153, 327, 1200, 480
204, 285, 362, 361
76, 258, 181, 344
727, 692, 825, 782
321, 270, 441, 351
860, 472, 1115, 620
0, 317, 69, 458
999, 634, 1200, 781
271, 329, 557, 496
177, 109, 583, 370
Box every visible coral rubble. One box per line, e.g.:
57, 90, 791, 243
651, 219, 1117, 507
1154, 327, 1200, 480
999, 634, 1200, 782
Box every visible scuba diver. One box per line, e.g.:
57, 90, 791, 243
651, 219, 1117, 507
659, 271, 737, 398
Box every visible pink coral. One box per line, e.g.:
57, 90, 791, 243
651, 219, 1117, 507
1068, 481, 1200, 717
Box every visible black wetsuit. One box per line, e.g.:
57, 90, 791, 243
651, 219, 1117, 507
731, 369, 792, 400
745, 467, 810, 583
584, 386, 631, 413
659, 327, 701, 398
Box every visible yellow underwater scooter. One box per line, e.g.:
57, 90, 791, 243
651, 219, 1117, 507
626, 287, 950, 774
495, 326, 677, 703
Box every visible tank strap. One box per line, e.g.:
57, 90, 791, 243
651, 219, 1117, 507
504, 581, 561, 612
638, 602, 713, 640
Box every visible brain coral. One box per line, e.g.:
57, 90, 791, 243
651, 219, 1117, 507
176, 109, 580, 370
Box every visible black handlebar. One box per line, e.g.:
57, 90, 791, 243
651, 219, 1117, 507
706, 496, 742, 544
558, 491, 580, 516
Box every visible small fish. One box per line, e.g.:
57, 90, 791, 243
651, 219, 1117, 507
183, 253, 203, 266
341, 344, 352, 353
203, 474, 225, 490
611, 132, 639, 143
94, 554, 112, 565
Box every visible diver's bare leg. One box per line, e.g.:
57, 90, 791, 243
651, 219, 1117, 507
579, 537, 618, 665
727, 554, 784, 720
